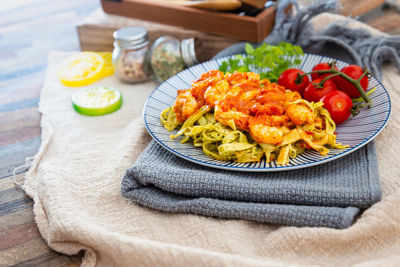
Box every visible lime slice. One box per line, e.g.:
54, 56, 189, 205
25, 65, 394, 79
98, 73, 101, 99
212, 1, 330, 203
72, 86, 122, 116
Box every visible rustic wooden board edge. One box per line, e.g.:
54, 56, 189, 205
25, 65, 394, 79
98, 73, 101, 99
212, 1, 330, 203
101, 0, 276, 42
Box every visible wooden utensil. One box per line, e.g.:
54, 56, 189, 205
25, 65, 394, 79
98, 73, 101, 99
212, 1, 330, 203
240, 0, 268, 9
186, 0, 242, 10
160, 0, 242, 11
101, 0, 277, 42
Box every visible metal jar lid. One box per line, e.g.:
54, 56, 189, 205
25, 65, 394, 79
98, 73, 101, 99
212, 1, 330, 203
113, 26, 149, 49
181, 38, 198, 67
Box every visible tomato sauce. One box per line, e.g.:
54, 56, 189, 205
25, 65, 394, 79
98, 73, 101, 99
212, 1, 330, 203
174, 70, 311, 138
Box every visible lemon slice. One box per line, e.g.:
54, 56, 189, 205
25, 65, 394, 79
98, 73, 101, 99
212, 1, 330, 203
98, 52, 114, 78
59, 52, 105, 87
72, 86, 122, 116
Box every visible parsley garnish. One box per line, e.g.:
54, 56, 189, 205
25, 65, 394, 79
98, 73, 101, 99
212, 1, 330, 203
219, 42, 304, 82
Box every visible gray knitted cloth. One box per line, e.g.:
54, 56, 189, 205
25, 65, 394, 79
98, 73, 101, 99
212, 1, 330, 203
121, 0, 392, 228
122, 141, 380, 228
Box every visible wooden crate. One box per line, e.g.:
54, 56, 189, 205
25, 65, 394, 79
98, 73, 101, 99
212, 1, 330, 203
101, 0, 276, 43
77, 9, 239, 61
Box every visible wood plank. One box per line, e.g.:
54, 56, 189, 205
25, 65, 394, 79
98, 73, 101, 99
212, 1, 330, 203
339, 0, 385, 17
0, 238, 50, 266
0, 125, 41, 147
0, 195, 82, 266
0, 84, 41, 106
0, 195, 33, 217
0, 0, 97, 27
0, 175, 22, 191
0, 238, 81, 266
0, 137, 41, 179
0, 202, 36, 231
0, 0, 40, 13
366, 10, 400, 35
0, 186, 27, 205
0, 107, 41, 133
0, 0, 99, 266
0, 223, 40, 250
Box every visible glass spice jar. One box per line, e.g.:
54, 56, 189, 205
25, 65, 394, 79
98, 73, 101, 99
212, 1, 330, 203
112, 26, 152, 83
150, 36, 198, 83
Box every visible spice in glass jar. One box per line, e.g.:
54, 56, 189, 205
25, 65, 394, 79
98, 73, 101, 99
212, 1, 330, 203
112, 26, 152, 83
150, 36, 198, 83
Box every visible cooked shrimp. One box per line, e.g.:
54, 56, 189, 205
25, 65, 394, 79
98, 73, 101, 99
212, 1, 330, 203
225, 71, 260, 85
240, 89, 259, 101
284, 90, 302, 102
225, 71, 261, 90
224, 85, 242, 100
191, 70, 225, 104
214, 105, 249, 130
173, 90, 199, 123
192, 70, 224, 87
204, 80, 230, 107
285, 101, 314, 126
253, 103, 285, 116
256, 90, 287, 105
250, 113, 289, 127
248, 124, 284, 145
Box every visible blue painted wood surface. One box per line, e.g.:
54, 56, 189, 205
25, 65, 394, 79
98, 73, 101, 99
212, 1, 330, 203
0, 1, 98, 265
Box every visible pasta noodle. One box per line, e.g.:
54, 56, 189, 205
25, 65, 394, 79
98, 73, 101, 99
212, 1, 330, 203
160, 70, 348, 165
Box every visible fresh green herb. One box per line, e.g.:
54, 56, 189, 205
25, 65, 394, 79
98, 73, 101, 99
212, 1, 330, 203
219, 42, 304, 82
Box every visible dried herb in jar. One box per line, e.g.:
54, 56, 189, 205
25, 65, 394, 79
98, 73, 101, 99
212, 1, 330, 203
150, 37, 198, 83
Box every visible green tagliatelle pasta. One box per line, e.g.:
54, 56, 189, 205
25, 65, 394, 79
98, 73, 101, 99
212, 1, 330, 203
160, 102, 349, 165
161, 106, 265, 163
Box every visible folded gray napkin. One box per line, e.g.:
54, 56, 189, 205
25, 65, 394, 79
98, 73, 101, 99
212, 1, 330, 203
122, 141, 380, 228
121, 0, 394, 228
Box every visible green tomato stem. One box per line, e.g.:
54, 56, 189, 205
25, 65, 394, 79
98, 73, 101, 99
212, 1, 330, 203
358, 69, 368, 82
351, 102, 372, 116
301, 65, 372, 107
352, 87, 376, 102
317, 73, 342, 88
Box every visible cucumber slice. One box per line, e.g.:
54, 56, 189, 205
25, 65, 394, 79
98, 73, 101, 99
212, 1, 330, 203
72, 86, 122, 116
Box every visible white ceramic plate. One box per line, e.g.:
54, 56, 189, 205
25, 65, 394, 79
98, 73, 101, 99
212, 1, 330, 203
143, 54, 391, 172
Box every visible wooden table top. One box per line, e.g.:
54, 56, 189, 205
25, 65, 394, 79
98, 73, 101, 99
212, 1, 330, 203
0, 0, 398, 266
0, 1, 98, 265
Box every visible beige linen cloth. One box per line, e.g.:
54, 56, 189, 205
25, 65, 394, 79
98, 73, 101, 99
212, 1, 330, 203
24, 14, 400, 266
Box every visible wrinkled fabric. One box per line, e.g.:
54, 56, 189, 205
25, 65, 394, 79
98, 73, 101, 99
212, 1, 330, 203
23, 12, 400, 267
215, 0, 400, 80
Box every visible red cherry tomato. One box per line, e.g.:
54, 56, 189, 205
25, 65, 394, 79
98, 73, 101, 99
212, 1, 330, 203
303, 79, 338, 103
320, 91, 353, 125
277, 68, 310, 95
311, 62, 339, 81
334, 65, 369, 98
